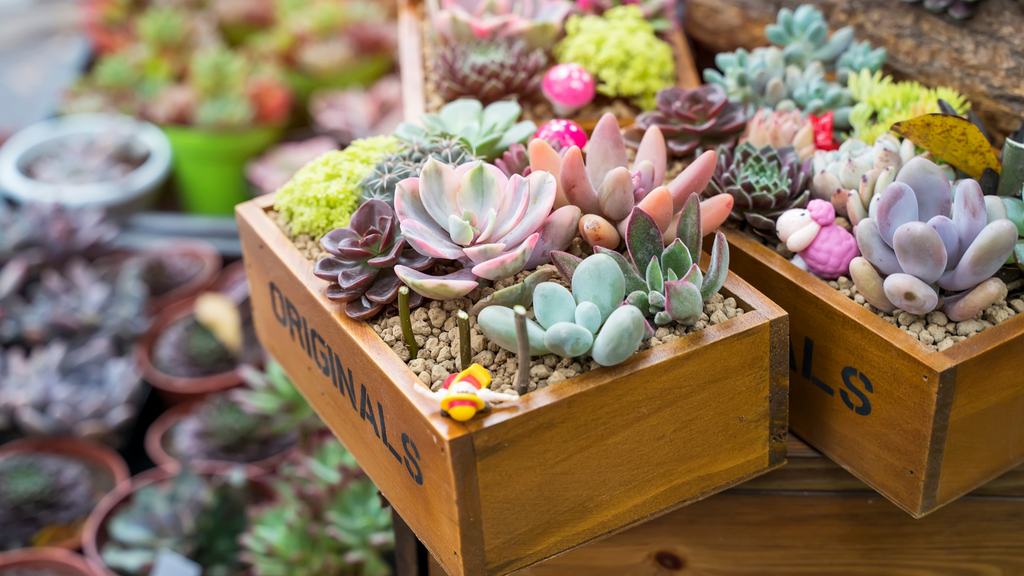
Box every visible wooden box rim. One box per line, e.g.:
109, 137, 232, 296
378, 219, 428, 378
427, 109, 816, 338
239, 195, 787, 442
723, 228, 1024, 373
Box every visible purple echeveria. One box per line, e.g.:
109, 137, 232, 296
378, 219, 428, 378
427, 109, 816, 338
851, 157, 1017, 321
626, 85, 747, 158
394, 159, 580, 300
315, 200, 434, 320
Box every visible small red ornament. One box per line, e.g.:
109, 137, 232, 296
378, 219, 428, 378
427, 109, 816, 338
810, 112, 840, 152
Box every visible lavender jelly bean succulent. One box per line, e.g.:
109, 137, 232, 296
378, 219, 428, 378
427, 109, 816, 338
850, 157, 1017, 321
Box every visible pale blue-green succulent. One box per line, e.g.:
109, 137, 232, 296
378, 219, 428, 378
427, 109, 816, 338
836, 41, 887, 85
764, 5, 856, 70
476, 253, 651, 367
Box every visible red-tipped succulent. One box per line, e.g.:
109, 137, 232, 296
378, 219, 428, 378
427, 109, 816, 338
626, 85, 747, 158
315, 200, 435, 320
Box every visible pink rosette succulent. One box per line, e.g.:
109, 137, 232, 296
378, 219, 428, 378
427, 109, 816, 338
432, 0, 576, 51
394, 158, 582, 300
776, 199, 859, 280
744, 108, 816, 161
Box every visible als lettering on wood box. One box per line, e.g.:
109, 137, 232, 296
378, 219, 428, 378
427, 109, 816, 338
237, 195, 789, 576
723, 228, 1024, 519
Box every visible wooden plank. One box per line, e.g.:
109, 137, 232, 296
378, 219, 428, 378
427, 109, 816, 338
682, 0, 1024, 144
473, 315, 777, 574
515, 492, 1024, 575
723, 228, 953, 516
237, 198, 484, 576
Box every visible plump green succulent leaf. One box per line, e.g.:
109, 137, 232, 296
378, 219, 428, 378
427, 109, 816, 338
543, 322, 595, 358
470, 267, 558, 315
549, 251, 583, 284
625, 207, 663, 278
626, 290, 650, 312
571, 253, 626, 325
702, 231, 730, 301
477, 306, 550, 355
533, 283, 577, 329
660, 239, 692, 281
645, 256, 664, 293
664, 280, 703, 326
590, 305, 647, 366
594, 246, 647, 294
574, 301, 603, 335
676, 194, 702, 265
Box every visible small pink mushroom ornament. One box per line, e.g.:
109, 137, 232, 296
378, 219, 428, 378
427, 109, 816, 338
776, 199, 859, 279
542, 63, 596, 117
535, 118, 587, 150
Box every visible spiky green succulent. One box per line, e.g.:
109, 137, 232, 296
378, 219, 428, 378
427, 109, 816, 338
240, 438, 392, 576
101, 470, 253, 576
435, 38, 547, 105
233, 360, 322, 442
0, 454, 96, 550
395, 99, 535, 161
170, 393, 297, 465
704, 142, 812, 235
359, 137, 477, 206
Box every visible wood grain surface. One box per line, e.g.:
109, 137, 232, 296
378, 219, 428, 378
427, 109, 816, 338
238, 196, 790, 576
682, 0, 1024, 144
722, 228, 1024, 518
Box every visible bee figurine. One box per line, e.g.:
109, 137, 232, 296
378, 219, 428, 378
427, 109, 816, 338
414, 364, 519, 421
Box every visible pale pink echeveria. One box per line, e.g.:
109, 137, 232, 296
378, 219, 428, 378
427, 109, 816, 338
394, 158, 581, 300
433, 0, 576, 51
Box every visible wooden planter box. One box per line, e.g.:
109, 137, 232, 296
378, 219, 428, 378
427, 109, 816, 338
397, 0, 701, 130
722, 228, 1024, 518
420, 437, 1024, 576
237, 195, 788, 576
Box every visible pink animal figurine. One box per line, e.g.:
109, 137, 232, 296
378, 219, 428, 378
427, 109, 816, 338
776, 199, 859, 279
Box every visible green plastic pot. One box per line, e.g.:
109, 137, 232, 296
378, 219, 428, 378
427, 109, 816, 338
163, 125, 282, 215
286, 54, 393, 103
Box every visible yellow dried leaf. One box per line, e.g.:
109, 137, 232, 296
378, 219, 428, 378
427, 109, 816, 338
891, 114, 1000, 179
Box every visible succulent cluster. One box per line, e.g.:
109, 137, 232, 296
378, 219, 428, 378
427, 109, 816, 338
170, 394, 297, 465
704, 142, 812, 236
0, 337, 145, 443
233, 360, 322, 444
850, 158, 1017, 320
432, 0, 575, 52
435, 38, 548, 105
360, 137, 477, 206
0, 203, 117, 269
901, 0, 985, 20
102, 470, 253, 576
275, 136, 401, 239
395, 99, 536, 162
554, 6, 676, 109
763, 6, 857, 72
0, 454, 97, 550
809, 134, 921, 225
478, 253, 650, 366
847, 70, 969, 144
153, 314, 237, 378
316, 200, 434, 320
310, 75, 404, 146
392, 160, 579, 300
743, 108, 816, 161
241, 438, 393, 576
626, 85, 747, 158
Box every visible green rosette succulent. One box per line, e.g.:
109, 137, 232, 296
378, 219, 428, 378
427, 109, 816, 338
359, 136, 477, 207
395, 99, 535, 162
704, 142, 812, 235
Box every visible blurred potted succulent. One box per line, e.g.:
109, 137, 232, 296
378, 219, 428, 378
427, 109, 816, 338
245, 136, 338, 196
251, 0, 396, 102
0, 436, 129, 551
0, 547, 103, 576
240, 437, 394, 576
145, 360, 321, 472
96, 240, 223, 314
0, 114, 171, 214
309, 75, 404, 146
83, 466, 266, 576
136, 264, 263, 404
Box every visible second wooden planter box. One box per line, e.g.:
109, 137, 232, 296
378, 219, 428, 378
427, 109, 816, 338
237, 196, 788, 576
723, 228, 1024, 518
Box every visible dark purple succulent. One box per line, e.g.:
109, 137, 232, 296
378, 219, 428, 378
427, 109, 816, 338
314, 200, 434, 320
626, 84, 747, 157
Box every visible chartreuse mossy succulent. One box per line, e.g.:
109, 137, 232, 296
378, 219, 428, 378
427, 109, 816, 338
477, 253, 651, 367
554, 5, 675, 110
847, 70, 969, 144
274, 136, 400, 239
